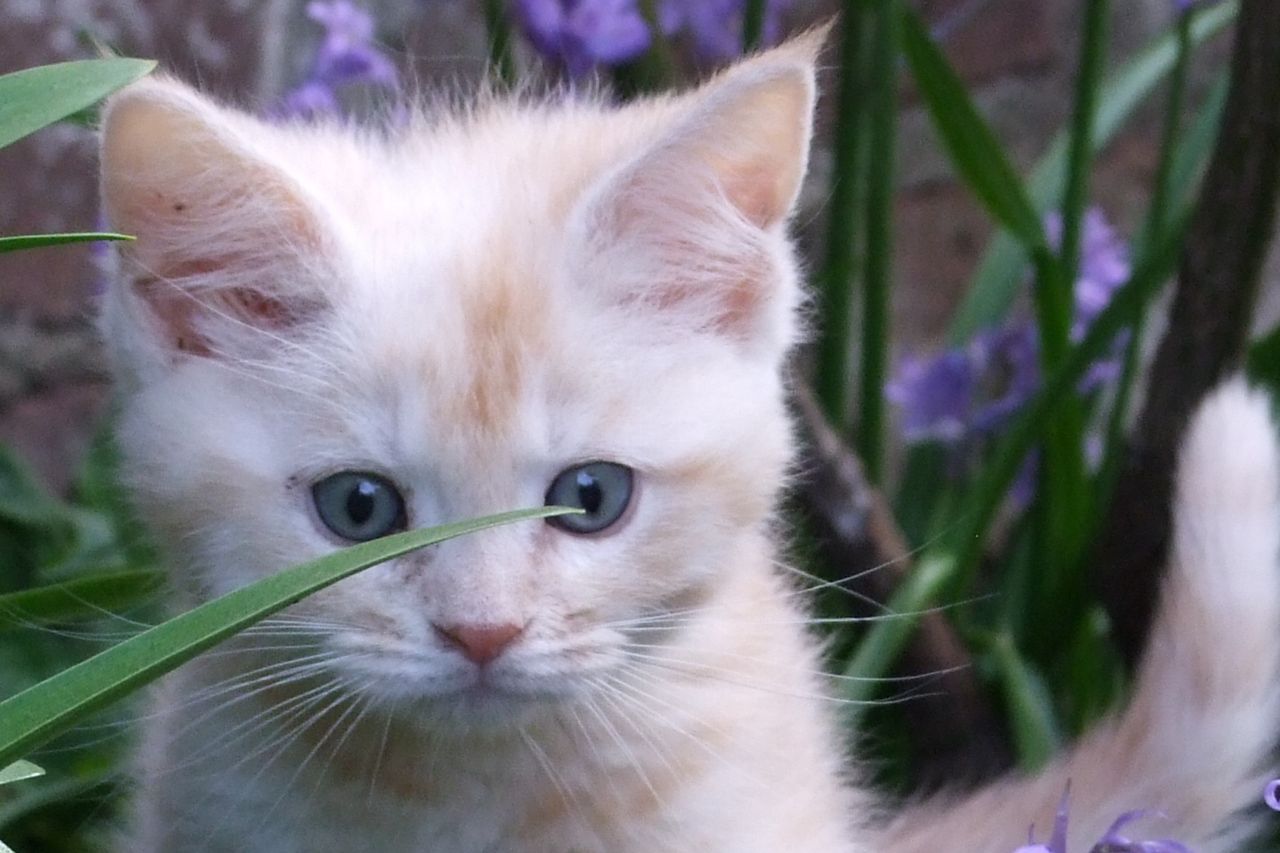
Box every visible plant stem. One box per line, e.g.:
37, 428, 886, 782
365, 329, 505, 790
815, 3, 870, 432
743, 0, 767, 52
1028, 0, 1109, 657
482, 0, 516, 86
857, 0, 899, 485
1096, 9, 1192, 510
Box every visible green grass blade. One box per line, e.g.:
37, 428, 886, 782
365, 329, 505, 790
841, 551, 952, 713
990, 631, 1062, 771
898, 5, 1045, 249
0, 506, 574, 768
0, 571, 163, 633
0, 59, 155, 150
815, 5, 871, 429
743, 0, 766, 51
857, 0, 899, 485
0, 761, 43, 787
0, 233, 132, 254
481, 0, 516, 86
945, 0, 1237, 344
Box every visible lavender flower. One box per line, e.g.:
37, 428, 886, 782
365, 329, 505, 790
888, 207, 1131, 463
660, 0, 793, 61
1264, 778, 1280, 811
1173, 0, 1224, 12
1014, 787, 1069, 853
1044, 208, 1130, 340
277, 0, 398, 118
884, 349, 975, 443
513, 0, 652, 78
1012, 787, 1193, 853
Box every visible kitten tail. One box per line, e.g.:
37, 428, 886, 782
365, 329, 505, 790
882, 378, 1280, 852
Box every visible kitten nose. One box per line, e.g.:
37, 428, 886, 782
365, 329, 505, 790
433, 622, 525, 665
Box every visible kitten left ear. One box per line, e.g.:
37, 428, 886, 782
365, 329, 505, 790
576, 32, 821, 350
100, 77, 333, 363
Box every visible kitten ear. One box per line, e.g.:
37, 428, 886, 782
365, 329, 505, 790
577, 33, 821, 352
100, 77, 331, 359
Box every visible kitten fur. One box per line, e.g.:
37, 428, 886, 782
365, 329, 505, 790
98, 34, 1280, 853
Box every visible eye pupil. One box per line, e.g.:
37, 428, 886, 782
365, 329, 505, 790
545, 461, 634, 535
312, 471, 406, 542
345, 480, 377, 525
576, 472, 603, 514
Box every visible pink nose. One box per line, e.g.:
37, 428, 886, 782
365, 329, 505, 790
433, 622, 524, 665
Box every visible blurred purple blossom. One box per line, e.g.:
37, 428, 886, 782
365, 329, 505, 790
1013, 787, 1069, 853
1265, 778, 1280, 811
887, 207, 1132, 469
276, 0, 398, 118
1012, 788, 1192, 853
1045, 208, 1131, 340
513, 0, 652, 78
1091, 811, 1192, 852
885, 349, 975, 443
1173, 0, 1224, 13
660, 0, 793, 61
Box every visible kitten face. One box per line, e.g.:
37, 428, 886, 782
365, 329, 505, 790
100, 41, 816, 728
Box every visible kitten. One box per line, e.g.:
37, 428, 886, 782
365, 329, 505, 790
98, 32, 1280, 853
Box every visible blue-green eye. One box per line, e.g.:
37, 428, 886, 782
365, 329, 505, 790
312, 471, 406, 542
544, 461, 634, 534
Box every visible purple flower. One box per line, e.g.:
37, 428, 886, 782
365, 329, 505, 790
514, 0, 652, 78
1173, 0, 1224, 13
276, 0, 398, 118
1044, 208, 1131, 340
1090, 811, 1192, 852
1011, 787, 1193, 853
885, 348, 976, 444
1014, 786, 1070, 853
280, 80, 341, 117
660, 0, 793, 61
888, 207, 1131, 466
1264, 778, 1280, 811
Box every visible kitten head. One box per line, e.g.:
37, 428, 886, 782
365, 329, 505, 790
99, 34, 819, 726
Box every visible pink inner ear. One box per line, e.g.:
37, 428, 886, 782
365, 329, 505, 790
136, 274, 307, 357
719, 162, 786, 230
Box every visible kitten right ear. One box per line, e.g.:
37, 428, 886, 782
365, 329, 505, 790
100, 77, 332, 359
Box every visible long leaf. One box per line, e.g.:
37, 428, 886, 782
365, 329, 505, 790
0, 233, 132, 254
0, 571, 162, 633
990, 631, 1061, 771
898, 5, 1045, 249
0, 506, 573, 768
945, 0, 1236, 343
0, 59, 155, 150
0, 761, 42, 787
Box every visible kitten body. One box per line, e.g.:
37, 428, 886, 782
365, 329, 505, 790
99, 36, 1279, 852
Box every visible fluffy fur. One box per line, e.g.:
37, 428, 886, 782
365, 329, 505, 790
99, 35, 1280, 853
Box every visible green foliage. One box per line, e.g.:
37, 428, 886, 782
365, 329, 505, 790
0, 233, 132, 255
0, 59, 153, 150
945, 0, 1236, 344
0, 506, 573, 770
0, 762, 43, 787
897, 6, 1045, 250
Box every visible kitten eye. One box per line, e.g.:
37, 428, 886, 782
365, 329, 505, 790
544, 461, 634, 535
311, 471, 407, 542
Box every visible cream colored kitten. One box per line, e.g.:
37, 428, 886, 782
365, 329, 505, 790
99, 34, 1279, 853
